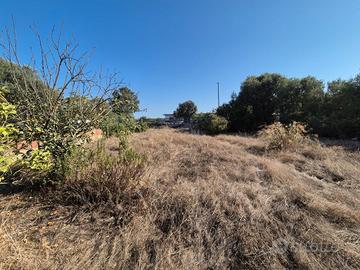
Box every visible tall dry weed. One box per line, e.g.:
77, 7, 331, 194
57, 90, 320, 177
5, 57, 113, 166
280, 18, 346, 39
259, 121, 315, 151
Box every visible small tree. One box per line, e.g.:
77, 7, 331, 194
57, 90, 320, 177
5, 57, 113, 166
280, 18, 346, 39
174, 100, 197, 123
107, 87, 144, 137
111, 87, 139, 115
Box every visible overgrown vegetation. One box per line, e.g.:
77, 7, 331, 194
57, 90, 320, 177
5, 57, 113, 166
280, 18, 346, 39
1, 26, 360, 270
0, 29, 143, 187
101, 87, 147, 137
0, 36, 122, 180
174, 100, 197, 123
217, 73, 360, 138
192, 113, 228, 135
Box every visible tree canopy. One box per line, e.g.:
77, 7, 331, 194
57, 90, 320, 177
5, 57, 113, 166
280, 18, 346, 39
217, 73, 359, 138
174, 100, 197, 123
111, 87, 140, 115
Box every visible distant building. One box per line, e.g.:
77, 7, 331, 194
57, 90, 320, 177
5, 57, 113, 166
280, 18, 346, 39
163, 114, 175, 121
162, 113, 184, 127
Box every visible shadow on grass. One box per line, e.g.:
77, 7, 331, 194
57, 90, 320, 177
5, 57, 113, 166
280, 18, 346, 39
0, 183, 26, 195
320, 138, 360, 152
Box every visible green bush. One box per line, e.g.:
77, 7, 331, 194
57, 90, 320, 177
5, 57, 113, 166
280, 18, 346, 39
136, 117, 149, 133
193, 113, 228, 135
100, 113, 119, 137
0, 86, 54, 182
101, 87, 147, 136
101, 113, 148, 137
0, 86, 18, 180
0, 31, 143, 188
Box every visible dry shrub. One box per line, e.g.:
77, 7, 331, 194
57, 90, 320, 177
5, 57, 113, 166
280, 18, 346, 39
54, 140, 146, 206
259, 121, 315, 151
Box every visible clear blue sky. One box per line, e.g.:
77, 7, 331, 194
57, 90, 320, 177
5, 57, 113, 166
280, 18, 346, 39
1, 0, 360, 117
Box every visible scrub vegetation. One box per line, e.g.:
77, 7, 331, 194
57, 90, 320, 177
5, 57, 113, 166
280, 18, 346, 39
0, 28, 359, 270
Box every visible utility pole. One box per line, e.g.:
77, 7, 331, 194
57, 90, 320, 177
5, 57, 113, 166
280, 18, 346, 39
217, 82, 220, 108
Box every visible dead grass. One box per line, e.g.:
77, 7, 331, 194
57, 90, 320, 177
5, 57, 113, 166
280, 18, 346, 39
0, 128, 359, 269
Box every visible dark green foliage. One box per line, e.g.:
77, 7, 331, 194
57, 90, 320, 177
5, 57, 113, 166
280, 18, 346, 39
217, 74, 282, 132
101, 88, 146, 137
278, 76, 324, 125
217, 73, 359, 138
105, 87, 146, 136
100, 113, 148, 137
174, 100, 197, 123
111, 87, 140, 115
117, 114, 148, 134
238, 73, 285, 130
193, 113, 228, 135
321, 78, 360, 138
0, 58, 56, 126
100, 112, 119, 137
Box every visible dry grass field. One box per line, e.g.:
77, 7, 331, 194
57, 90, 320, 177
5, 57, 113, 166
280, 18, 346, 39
1, 128, 360, 269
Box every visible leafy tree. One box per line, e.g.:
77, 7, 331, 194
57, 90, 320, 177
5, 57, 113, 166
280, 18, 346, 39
111, 87, 139, 115
106, 87, 146, 138
322, 77, 360, 137
241, 74, 285, 129
277, 76, 324, 129
218, 74, 327, 135
174, 100, 197, 123
100, 112, 148, 137
217, 74, 285, 132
